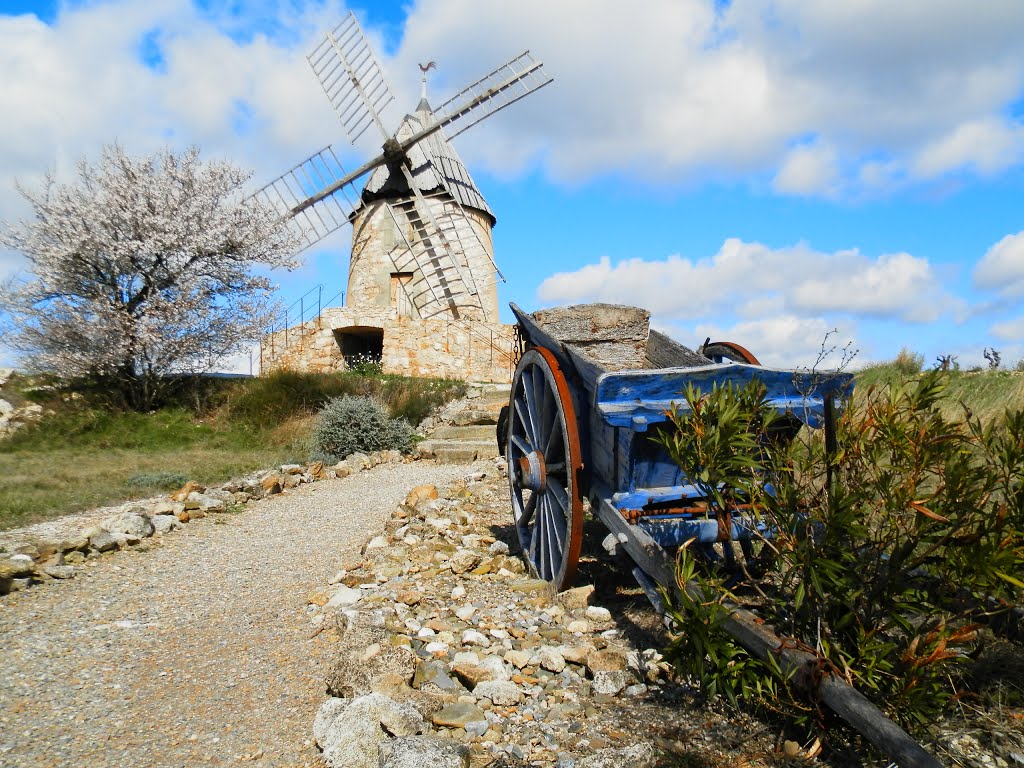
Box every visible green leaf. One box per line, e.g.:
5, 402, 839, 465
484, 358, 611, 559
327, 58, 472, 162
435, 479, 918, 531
995, 570, 1024, 589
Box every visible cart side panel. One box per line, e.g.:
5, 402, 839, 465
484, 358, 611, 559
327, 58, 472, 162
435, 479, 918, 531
595, 365, 854, 431
594, 365, 854, 511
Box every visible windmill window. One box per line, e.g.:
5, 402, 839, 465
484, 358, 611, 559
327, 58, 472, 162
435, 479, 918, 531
390, 272, 415, 317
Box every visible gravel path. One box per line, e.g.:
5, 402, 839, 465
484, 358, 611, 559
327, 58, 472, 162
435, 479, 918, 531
0, 461, 471, 767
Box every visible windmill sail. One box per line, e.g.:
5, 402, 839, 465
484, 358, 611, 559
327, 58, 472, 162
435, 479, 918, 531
308, 13, 393, 144
253, 147, 358, 248
431, 51, 552, 141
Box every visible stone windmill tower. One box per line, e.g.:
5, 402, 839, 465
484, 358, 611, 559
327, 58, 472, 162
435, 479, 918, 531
348, 73, 499, 325
256, 14, 550, 382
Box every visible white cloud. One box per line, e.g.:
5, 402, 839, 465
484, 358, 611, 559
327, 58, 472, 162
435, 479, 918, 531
657, 314, 856, 369
913, 118, 1024, 178
3, 0, 1024, 259
536, 238, 952, 324
385, 0, 1024, 192
0, 0, 352, 281
772, 140, 839, 197
974, 231, 1024, 297
991, 316, 1024, 342
789, 252, 945, 322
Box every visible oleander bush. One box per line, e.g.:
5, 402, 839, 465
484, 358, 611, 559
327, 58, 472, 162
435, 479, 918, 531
655, 372, 1024, 740
309, 395, 413, 463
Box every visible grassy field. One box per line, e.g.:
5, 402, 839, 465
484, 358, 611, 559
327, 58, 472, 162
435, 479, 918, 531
0, 371, 465, 530
2, 361, 1021, 532
854, 361, 1024, 423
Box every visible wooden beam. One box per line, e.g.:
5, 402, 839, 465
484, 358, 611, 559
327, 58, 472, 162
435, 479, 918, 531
590, 488, 941, 768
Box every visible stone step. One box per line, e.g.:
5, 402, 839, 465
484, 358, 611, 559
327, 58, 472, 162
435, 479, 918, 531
466, 385, 512, 407
450, 404, 501, 426
430, 424, 497, 441
418, 439, 501, 464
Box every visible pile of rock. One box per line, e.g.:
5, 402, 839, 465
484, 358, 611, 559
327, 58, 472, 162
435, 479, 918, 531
308, 466, 701, 768
0, 449, 406, 596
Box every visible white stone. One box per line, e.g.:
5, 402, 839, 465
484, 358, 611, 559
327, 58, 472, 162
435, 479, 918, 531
591, 670, 632, 696
324, 586, 362, 610
585, 606, 612, 623
451, 585, 466, 599
472, 680, 523, 706
101, 513, 154, 538
461, 629, 491, 648
477, 655, 511, 682
452, 651, 480, 666
455, 606, 476, 622
537, 647, 566, 673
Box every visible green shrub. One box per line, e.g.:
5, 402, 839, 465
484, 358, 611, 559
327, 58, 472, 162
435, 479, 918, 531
654, 373, 1024, 737
893, 347, 924, 374
310, 395, 413, 463
125, 471, 188, 489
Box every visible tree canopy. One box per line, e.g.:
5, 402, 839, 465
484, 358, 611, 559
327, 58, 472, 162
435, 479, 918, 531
0, 144, 302, 408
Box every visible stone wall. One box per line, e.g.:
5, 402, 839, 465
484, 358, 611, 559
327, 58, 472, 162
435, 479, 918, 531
350, 198, 499, 324
260, 307, 516, 384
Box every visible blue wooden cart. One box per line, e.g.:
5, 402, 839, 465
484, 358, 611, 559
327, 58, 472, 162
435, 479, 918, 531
503, 303, 854, 591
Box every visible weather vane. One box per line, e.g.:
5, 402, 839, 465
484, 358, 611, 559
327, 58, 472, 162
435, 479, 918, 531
418, 61, 437, 99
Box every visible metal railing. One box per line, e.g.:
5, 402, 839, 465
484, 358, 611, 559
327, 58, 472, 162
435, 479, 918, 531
260, 285, 346, 371
448, 315, 517, 381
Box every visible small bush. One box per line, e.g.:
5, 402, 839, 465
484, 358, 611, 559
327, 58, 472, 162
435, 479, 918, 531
344, 353, 383, 376
125, 471, 188, 489
893, 347, 924, 374
310, 395, 412, 463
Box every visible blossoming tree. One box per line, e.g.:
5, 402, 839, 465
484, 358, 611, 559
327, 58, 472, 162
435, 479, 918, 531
0, 144, 303, 409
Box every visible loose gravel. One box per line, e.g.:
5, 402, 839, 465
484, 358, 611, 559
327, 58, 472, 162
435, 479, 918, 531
0, 460, 470, 767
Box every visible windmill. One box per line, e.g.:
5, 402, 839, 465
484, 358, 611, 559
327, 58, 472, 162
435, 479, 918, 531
255, 13, 552, 323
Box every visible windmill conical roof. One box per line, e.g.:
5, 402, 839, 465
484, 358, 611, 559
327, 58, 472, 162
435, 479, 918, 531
361, 98, 495, 225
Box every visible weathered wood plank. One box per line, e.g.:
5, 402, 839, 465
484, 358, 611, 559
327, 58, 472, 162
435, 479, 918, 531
646, 330, 711, 369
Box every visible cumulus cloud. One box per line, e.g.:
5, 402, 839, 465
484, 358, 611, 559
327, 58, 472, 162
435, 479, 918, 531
974, 231, 1024, 297
772, 139, 840, 197
681, 315, 855, 370
913, 118, 1024, 178
386, 0, 1024, 191
537, 238, 952, 324
991, 315, 1024, 342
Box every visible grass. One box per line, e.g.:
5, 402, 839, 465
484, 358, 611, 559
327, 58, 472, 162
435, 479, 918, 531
854, 363, 1024, 424
0, 447, 294, 530
0, 370, 466, 530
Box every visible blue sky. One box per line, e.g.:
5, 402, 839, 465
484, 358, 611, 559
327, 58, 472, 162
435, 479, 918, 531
1, 0, 1023, 371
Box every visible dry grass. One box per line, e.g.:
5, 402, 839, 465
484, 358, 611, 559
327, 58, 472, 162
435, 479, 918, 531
0, 370, 467, 531
853, 366, 1024, 424
0, 445, 296, 530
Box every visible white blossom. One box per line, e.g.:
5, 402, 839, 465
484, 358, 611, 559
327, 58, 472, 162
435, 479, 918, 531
0, 144, 304, 406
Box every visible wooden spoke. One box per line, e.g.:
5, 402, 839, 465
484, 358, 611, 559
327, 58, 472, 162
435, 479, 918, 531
506, 348, 584, 591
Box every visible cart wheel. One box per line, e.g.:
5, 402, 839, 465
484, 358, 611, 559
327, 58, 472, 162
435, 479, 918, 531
507, 348, 584, 591
700, 341, 760, 365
